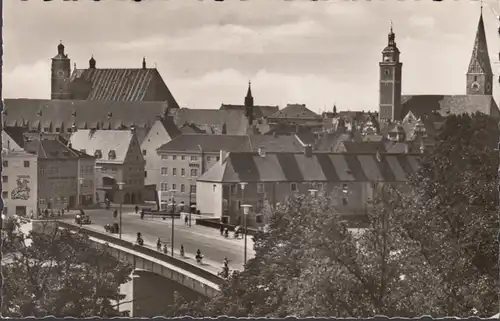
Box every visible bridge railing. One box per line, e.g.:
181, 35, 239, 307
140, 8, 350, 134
56, 221, 224, 287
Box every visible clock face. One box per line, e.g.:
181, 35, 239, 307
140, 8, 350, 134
57, 70, 64, 77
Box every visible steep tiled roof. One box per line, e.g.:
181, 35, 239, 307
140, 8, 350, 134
3, 127, 28, 148
248, 135, 305, 153
220, 104, 279, 118
3, 99, 168, 131
400, 95, 499, 120
24, 137, 91, 160
198, 152, 420, 183
180, 123, 206, 134
342, 141, 386, 153
157, 134, 250, 153
69, 129, 134, 164
70, 68, 180, 108
173, 108, 248, 135
269, 104, 321, 119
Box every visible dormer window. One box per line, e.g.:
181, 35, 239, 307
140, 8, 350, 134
108, 150, 116, 160
107, 112, 112, 118
37, 110, 42, 116
94, 149, 102, 159
72, 111, 77, 117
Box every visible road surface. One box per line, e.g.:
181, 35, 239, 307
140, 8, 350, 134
61, 209, 256, 272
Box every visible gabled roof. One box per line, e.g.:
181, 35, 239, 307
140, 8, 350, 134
160, 116, 182, 139
198, 151, 420, 183
269, 104, 321, 119
3, 99, 169, 131
70, 68, 180, 108
157, 134, 250, 153
24, 137, 91, 160
174, 108, 248, 135
3, 127, 28, 149
400, 95, 499, 120
69, 129, 134, 164
468, 13, 493, 75
220, 104, 279, 118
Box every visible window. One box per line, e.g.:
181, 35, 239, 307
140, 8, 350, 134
181, 168, 185, 176
181, 155, 185, 161
172, 155, 177, 160
142, 149, 147, 156
216, 156, 220, 161
342, 197, 348, 206
190, 156, 198, 161
317, 183, 323, 190
161, 167, 168, 176
190, 168, 198, 177
2, 176, 8, 183
2, 161, 7, 168
181, 184, 185, 193
24, 161, 30, 168
257, 183, 265, 194
172, 168, 177, 176
290, 183, 297, 192
2, 191, 8, 199
190, 185, 196, 194
39, 197, 46, 205
40, 167, 45, 175
55, 127, 60, 133
258, 199, 264, 209
144, 171, 147, 178
160, 182, 168, 192
108, 150, 116, 160
111, 167, 117, 172
207, 156, 211, 162
161, 155, 168, 160
172, 183, 177, 191
231, 184, 237, 195
256, 214, 263, 224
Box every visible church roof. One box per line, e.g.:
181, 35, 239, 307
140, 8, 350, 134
468, 13, 493, 75
70, 68, 180, 107
174, 108, 249, 135
3, 99, 168, 131
400, 94, 499, 120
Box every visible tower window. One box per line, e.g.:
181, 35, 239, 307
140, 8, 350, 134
474, 76, 477, 81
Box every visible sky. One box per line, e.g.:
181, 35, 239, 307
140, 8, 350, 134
3, 0, 499, 114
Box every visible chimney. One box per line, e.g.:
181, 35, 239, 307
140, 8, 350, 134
68, 142, 72, 149
304, 144, 312, 157
258, 148, 266, 157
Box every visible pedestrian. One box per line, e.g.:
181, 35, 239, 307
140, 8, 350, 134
180, 245, 185, 257
184, 215, 188, 226
220, 225, 224, 236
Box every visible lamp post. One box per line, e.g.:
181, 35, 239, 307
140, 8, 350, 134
117, 182, 125, 239
241, 204, 252, 266
239, 182, 248, 225
77, 177, 84, 208
169, 189, 177, 257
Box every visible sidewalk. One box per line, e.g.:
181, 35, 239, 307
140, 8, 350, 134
83, 224, 227, 275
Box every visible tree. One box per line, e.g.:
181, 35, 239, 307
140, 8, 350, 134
1, 217, 133, 317
168, 113, 499, 318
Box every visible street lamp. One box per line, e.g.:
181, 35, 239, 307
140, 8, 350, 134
117, 182, 125, 239
169, 189, 177, 257
239, 182, 248, 226
77, 177, 84, 208
241, 204, 252, 266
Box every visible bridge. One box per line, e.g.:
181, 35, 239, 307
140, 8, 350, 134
31, 209, 257, 316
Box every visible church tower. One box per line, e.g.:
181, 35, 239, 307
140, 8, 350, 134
466, 10, 493, 95
245, 81, 254, 125
51, 41, 71, 100
379, 23, 403, 122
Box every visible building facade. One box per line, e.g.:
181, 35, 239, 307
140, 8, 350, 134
197, 149, 420, 227
69, 129, 145, 204
1, 150, 38, 217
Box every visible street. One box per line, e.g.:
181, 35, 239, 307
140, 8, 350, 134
61, 208, 256, 272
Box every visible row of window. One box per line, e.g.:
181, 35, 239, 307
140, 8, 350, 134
80, 165, 94, 175
161, 167, 198, 177
160, 154, 221, 162
3, 160, 31, 168
159, 183, 196, 194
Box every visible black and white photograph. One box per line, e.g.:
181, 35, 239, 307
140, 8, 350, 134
1, 0, 500, 318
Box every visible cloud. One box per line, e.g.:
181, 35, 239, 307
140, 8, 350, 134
3, 60, 50, 99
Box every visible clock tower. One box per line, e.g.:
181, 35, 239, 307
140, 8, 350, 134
51, 41, 71, 100
379, 23, 403, 122
466, 11, 493, 96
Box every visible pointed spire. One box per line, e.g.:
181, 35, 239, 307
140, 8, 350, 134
142, 57, 146, 69
246, 80, 252, 98
388, 21, 395, 46
89, 55, 96, 69
57, 40, 65, 55
468, 10, 492, 75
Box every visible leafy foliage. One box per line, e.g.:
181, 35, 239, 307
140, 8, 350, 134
168, 113, 499, 317
1, 218, 133, 317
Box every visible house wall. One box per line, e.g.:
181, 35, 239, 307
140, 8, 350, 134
196, 181, 223, 219
38, 158, 79, 211
156, 150, 221, 206
78, 157, 97, 205
1, 152, 38, 217
123, 134, 146, 203
141, 120, 175, 186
